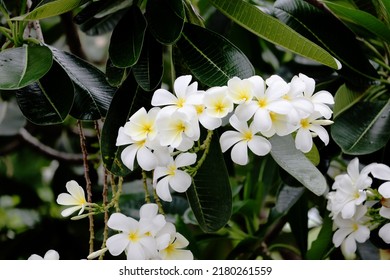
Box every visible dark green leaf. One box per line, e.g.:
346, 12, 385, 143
208, 0, 339, 69
176, 23, 254, 87
105, 58, 128, 87
101, 73, 151, 176
15, 61, 74, 125
306, 214, 334, 260
287, 193, 308, 258
269, 135, 328, 196
109, 5, 147, 68
79, 10, 126, 36
133, 31, 164, 91
49, 46, 116, 120
0, 98, 26, 136
333, 83, 363, 118
12, 0, 89, 20
274, 0, 378, 85
331, 99, 390, 155
146, 0, 185, 44
186, 131, 232, 233
0, 45, 52, 90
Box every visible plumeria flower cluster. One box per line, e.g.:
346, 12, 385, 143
327, 158, 390, 256
105, 203, 193, 260
116, 74, 334, 201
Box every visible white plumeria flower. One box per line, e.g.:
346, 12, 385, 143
204, 86, 234, 119
220, 115, 271, 165
378, 182, 390, 219
327, 158, 373, 219
28, 249, 60, 260
294, 112, 333, 153
106, 212, 160, 260
298, 73, 334, 119
156, 110, 199, 151
260, 112, 297, 138
234, 75, 292, 132
332, 205, 370, 256
138, 203, 167, 237
116, 126, 157, 171
123, 107, 159, 142
226, 76, 255, 104
156, 222, 193, 260
192, 92, 222, 130
56, 180, 90, 217
153, 153, 197, 202
379, 223, 390, 244
151, 75, 203, 118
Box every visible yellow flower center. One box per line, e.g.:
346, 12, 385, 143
128, 231, 140, 242
237, 88, 251, 101
352, 223, 359, 232
168, 164, 176, 176
243, 130, 253, 141
177, 98, 185, 108
142, 122, 153, 134
214, 101, 225, 114
258, 98, 267, 108
300, 118, 310, 129
175, 121, 186, 133
164, 243, 176, 256
195, 105, 204, 115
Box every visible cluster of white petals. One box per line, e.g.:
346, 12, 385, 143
327, 158, 390, 255
56, 180, 90, 217
28, 249, 60, 260
105, 203, 192, 260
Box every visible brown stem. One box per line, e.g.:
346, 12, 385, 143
60, 12, 87, 59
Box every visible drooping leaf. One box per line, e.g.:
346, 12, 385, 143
15, 61, 74, 125
306, 214, 335, 260
132, 31, 164, 91
0, 98, 26, 136
323, 1, 390, 43
176, 23, 254, 87
0, 45, 52, 90
208, 0, 339, 69
186, 131, 232, 233
146, 0, 185, 44
331, 99, 390, 155
273, 0, 378, 85
12, 0, 89, 20
105, 58, 128, 87
101, 73, 151, 176
49, 46, 116, 120
269, 135, 328, 196
78, 10, 126, 36
109, 5, 147, 68
333, 83, 363, 118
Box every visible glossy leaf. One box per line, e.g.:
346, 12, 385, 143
49, 46, 116, 120
105, 58, 128, 87
186, 132, 232, 233
269, 135, 328, 196
101, 73, 151, 176
146, 0, 185, 44
0, 45, 52, 90
306, 214, 334, 260
109, 5, 147, 68
0, 98, 26, 136
208, 0, 339, 69
323, 1, 390, 43
15, 61, 74, 125
133, 32, 164, 91
331, 100, 390, 155
78, 10, 126, 36
287, 193, 308, 258
13, 0, 89, 20
333, 83, 363, 118
273, 0, 378, 84
176, 23, 254, 87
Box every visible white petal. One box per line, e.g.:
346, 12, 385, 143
108, 212, 138, 232
312, 90, 334, 104
121, 144, 139, 171
229, 114, 248, 133
163, 249, 193, 260
61, 205, 82, 217
43, 250, 60, 260
295, 128, 313, 153
379, 182, 390, 198
347, 158, 360, 179
354, 225, 370, 243
156, 233, 171, 250
126, 243, 146, 260
173, 232, 190, 248
231, 141, 249, 165
370, 164, 390, 181
139, 236, 158, 258
169, 170, 192, 193
151, 89, 177, 106
137, 146, 157, 171
175, 152, 197, 168
341, 234, 357, 255
310, 125, 329, 145
379, 223, 390, 243
116, 126, 133, 146
333, 227, 353, 247
267, 99, 292, 114
199, 114, 222, 130
28, 254, 44, 260
139, 203, 159, 219
56, 193, 79, 206
253, 109, 272, 132
299, 73, 315, 97
153, 166, 169, 183
156, 176, 173, 202
65, 180, 85, 201
220, 131, 242, 152
379, 207, 390, 219
174, 75, 192, 98
248, 136, 271, 156
234, 103, 258, 122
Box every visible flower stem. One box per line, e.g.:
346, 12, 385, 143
142, 170, 151, 203
188, 130, 214, 177
153, 188, 165, 215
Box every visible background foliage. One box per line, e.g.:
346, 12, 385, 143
0, 0, 389, 259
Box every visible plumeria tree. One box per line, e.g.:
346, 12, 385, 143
0, 0, 390, 260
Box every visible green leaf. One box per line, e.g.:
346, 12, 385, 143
273, 0, 378, 85
269, 135, 328, 196
306, 214, 334, 260
176, 23, 254, 87
133, 31, 164, 91
13, 0, 89, 20
323, 1, 390, 43
208, 0, 339, 69
287, 193, 308, 258
105, 58, 128, 87
109, 5, 147, 68
146, 0, 185, 44
333, 83, 363, 118
101, 73, 152, 176
331, 99, 390, 155
0, 45, 52, 90
49, 46, 116, 120
0, 98, 26, 136
186, 132, 232, 232
15, 61, 74, 125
